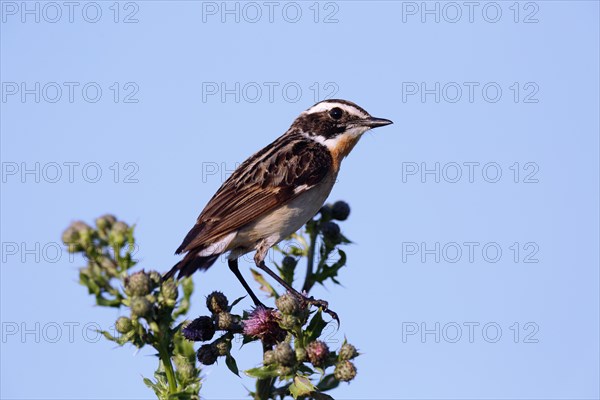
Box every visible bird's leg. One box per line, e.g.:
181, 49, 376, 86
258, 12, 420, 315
254, 257, 339, 325
228, 259, 265, 307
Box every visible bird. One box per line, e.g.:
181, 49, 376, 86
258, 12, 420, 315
164, 99, 393, 321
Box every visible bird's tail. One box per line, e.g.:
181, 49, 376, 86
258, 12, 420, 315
163, 252, 220, 280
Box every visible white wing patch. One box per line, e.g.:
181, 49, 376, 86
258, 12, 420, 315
293, 184, 310, 194
197, 231, 237, 256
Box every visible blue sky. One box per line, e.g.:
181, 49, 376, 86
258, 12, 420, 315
1, 1, 599, 399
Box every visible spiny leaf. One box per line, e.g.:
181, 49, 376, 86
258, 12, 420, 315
229, 295, 246, 310
305, 310, 327, 343
316, 374, 340, 392
225, 354, 240, 376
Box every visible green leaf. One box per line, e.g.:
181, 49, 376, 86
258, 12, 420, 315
250, 268, 278, 298
289, 375, 316, 398
305, 310, 327, 343
229, 295, 246, 310
173, 277, 194, 318
241, 334, 258, 346
297, 363, 315, 375
225, 354, 240, 376
245, 364, 280, 379
316, 374, 340, 392
142, 377, 154, 388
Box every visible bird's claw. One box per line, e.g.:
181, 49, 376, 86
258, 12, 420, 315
302, 296, 340, 327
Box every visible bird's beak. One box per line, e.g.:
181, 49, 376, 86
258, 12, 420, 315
360, 116, 393, 128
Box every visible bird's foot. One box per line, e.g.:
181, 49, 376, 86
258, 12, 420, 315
297, 295, 340, 326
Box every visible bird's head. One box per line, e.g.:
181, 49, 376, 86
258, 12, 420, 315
290, 99, 393, 153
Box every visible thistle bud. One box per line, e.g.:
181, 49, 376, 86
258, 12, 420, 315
182, 316, 215, 342
160, 279, 178, 302
197, 344, 218, 365
213, 338, 231, 356
215, 312, 235, 330
61, 226, 80, 246
130, 297, 152, 319
125, 271, 153, 296
321, 221, 341, 242
274, 342, 296, 367
69, 221, 94, 248
279, 314, 300, 331
109, 221, 129, 247
95, 214, 117, 231
331, 201, 350, 221
263, 350, 276, 365
339, 343, 358, 361
177, 362, 196, 380
334, 360, 357, 382
206, 291, 229, 314
295, 347, 307, 362
149, 271, 162, 287
275, 293, 300, 316
306, 340, 329, 367
319, 204, 333, 220
115, 316, 133, 334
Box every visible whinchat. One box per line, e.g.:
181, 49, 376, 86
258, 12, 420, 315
165, 99, 393, 321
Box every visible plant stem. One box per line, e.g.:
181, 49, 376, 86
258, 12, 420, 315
255, 342, 274, 400
160, 350, 177, 394
302, 227, 318, 293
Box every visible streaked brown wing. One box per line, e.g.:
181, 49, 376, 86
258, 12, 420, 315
176, 136, 332, 254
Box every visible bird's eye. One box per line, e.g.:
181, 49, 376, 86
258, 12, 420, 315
329, 107, 343, 120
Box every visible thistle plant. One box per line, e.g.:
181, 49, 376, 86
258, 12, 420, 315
63, 201, 359, 399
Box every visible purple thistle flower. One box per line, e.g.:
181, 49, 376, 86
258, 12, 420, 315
243, 306, 286, 346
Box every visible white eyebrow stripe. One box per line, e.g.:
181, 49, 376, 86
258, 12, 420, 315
303, 102, 368, 118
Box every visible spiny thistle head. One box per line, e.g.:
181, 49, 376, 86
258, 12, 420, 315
197, 344, 218, 365
275, 292, 300, 316
130, 297, 153, 319
331, 201, 350, 221
273, 342, 296, 367
206, 291, 229, 314
160, 279, 178, 302
215, 312, 236, 330
321, 221, 341, 243
306, 340, 329, 367
263, 350, 276, 365
108, 221, 129, 247
182, 316, 216, 342
279, 314, 301, 331
213, 337, 232, 356
339, 343, 358, 361
149, 270, 162, 287
115, 316, 133, 334
62, 220, 93, 250
95, 214, 117, 232
125, 271, 153, 297
334, 360, 357, 382
295, 347, 307, 362
177, 361, 196, 380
